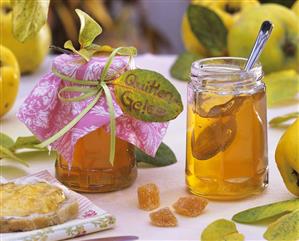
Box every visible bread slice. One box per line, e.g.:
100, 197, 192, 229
0, 181, 79, 233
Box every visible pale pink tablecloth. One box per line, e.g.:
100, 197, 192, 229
1, 54, 298, 241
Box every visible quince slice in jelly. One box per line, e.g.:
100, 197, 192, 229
194, 94, 244, 118
191, 116, 237, 160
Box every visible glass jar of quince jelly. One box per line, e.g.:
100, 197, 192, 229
55, 127, 137, 193
186, 57, 268, 200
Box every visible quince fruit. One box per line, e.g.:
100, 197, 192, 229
228, 4, 299, 73
181, 0, 259, 56
0, 0, 51, 74
275, 118, 299, 196
0, 45, 20, 117
292, 0, 299, 16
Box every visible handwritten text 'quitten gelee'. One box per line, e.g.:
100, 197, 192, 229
119, 73, 179, 118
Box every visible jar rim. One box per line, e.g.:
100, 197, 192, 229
190, 57, 264, 93
191, 57, 263, 80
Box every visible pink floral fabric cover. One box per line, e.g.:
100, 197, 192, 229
17, 54, 168, 164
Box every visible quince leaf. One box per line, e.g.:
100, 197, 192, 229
117, 46, 137, 56
135, 142, 177, 167
64, 40, 78, 53
201, 219, 244, 241
264, 209, 299, 241
85, 44, 137, 57
75, 9, 102, 49
232, 199, 299, 224
0, 145, 28, 167
11, 0, 50, 42
64, 40, 90, 62
12, 136, 46, 151
114, 69, 183, 122
170, 51, 202, 81
264, 70, 299, 107
187, 5, 227, 56
269, 112, 299, 128
0, 133, 14, 149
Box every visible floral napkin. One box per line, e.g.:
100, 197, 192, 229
1, 170, 115, 241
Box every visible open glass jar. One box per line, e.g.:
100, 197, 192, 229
186, 57, 268, 200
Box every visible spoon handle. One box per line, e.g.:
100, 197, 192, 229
244, 20, 273, 71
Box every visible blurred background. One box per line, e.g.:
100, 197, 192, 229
47, 0, 296, 54
48, 0, 188, 54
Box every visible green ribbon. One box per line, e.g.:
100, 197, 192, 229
36, 47, 130, 165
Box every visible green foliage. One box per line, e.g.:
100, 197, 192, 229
0, 133, 14, 148
135, 142, 177, 167
201, 219, 244, 241
187, 5, 227, 56
264, 209, 299, 241
170, 52, 202, 81
76, 9, 102, 48
11, 0, 50, 42
233, 199, 299, 224
0, 133, 50, 166
264, 70, 299, 107
0, 145, 29, 166
114, 69, 183, 122
269, 112, 299, 127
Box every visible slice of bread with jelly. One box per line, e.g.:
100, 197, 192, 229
0, 179, 79, 233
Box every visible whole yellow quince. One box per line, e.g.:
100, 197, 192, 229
0, 45, 20, 117
181, 0, 259, 56
228, 4, 299, 73
292, 0, 299, 16
275, 118, 299, 196
0, 0, 51, 74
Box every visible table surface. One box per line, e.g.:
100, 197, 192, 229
1, 54, 298, 241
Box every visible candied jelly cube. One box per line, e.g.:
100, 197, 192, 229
137, 183, 160, 211
172, 196, 208, 217
150, 207, 178, 227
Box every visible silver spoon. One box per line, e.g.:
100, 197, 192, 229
244, 20, 273, 71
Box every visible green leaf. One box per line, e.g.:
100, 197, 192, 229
0, 133, 15, 149
264, 70, 299, 107
232, 199, 299, 224
187, 5, 227, 56
0, 145, 29, 167
224, 233, 245, 241
264, 209, 299, 241
75, 9, 102, 49
11, 0, 50, 42
114, 69, 183, 122
201, 219, 244, 241
135, 142, 177, 167
87, 44, 137, 56
11, 136, 45, 151
117, 46, 137, 56
269, 112, 299, 127
84, 44, 137, 59
64, 40, 79, 53
64, 40, 91, 62
170, 52, 202, 81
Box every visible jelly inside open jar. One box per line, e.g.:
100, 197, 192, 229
186, 57, 268, 200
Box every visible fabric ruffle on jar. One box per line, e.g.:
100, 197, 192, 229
17, 54, 168, 165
